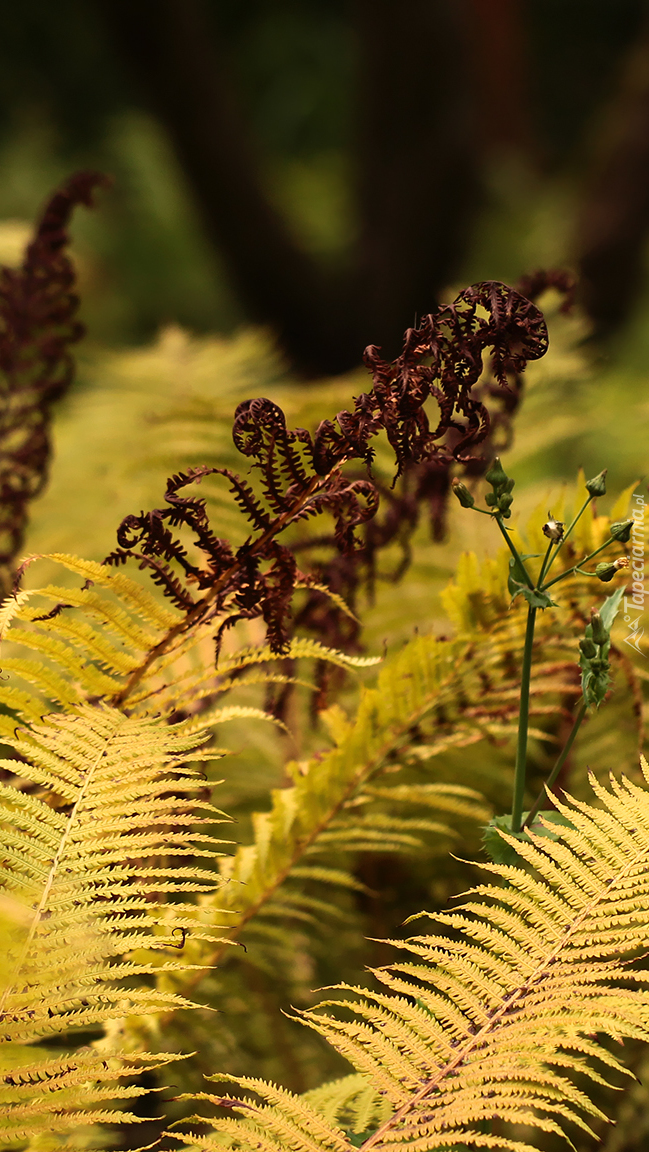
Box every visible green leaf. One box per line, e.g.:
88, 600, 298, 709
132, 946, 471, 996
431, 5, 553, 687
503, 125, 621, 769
599, 584, 625, 633
509, 579, 558, 610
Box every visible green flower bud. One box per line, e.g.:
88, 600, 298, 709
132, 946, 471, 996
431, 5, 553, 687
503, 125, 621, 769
595, 561, 618, 582
485, 492, 498, 507
504, 477, 515, 493
499, 492, 514, 510
595, 557, 629, 582
609, 519, 633, 542
485, 457, 508, 491
590, 612, 609, 645
585, 469, 607, 497
451, 479, 475, 508
579, 637, 597, 659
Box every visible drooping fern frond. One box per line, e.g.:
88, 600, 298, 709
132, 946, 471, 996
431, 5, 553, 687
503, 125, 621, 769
0, 172, 108, 595
0, 701, 230, 1143
177, 755, 649, 1152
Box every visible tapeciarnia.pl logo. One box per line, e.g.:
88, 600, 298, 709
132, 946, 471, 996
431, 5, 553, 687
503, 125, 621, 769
622, 490, 646, 657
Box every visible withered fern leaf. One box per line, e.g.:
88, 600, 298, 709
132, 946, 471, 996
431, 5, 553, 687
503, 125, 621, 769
101, 281, 550, 671
0, 172, 108, 595
176, 757, 649, 1152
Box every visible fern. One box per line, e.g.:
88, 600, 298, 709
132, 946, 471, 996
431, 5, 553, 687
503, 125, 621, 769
159, 599, 588, 1007
0, 172, 107, 595
176, 755, 649, 1152
0, 553, 372, 729
0, 702, 229, 1143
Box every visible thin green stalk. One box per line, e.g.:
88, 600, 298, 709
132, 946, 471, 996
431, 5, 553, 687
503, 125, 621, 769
537, 538, 555, 587
511, 604, 537, 834
523, 700, 588, 829
541, 535, 616, 591
494, 516, 534, 589
540, 494, 593, 584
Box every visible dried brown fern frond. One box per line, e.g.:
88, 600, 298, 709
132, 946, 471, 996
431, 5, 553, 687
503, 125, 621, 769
0, 172, 108, 594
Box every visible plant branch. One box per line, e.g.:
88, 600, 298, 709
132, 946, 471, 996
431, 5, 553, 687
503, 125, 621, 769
540, 494, 593, 584
494, 516, 534, 589
511, 604, 537, 833
523, 700, 588, 829
541, 534, 616, 591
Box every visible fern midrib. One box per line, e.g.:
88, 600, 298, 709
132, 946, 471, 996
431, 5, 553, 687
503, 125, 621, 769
111, 470, 331, 708
360, 837, 649, 1151
0, 712, 125, 1021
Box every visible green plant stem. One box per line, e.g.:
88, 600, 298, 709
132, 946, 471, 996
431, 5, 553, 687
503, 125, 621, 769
540, 495, 593, 584
523, 701, 588, 829
494, 516, 534, 589
541, 535, 616, 591
537, 539, 555, 587
511, 604, 537, 834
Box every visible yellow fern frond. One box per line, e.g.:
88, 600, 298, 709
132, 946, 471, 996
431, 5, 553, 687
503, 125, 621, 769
0, 554, 376, 730
0, 702, 229, 1143
182, 756, 649, 1152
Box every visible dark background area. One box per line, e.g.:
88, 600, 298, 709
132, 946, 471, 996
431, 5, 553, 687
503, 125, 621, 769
0, 0, 648, 374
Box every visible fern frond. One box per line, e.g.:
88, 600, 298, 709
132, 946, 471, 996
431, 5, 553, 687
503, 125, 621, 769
302, 1074, 391, 1138
182, 756, 649, 1152
0, 702, 230, 1142
0, 555, 374, 728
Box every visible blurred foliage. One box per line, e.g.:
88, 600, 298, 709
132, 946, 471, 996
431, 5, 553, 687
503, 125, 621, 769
0, 2, 646, 349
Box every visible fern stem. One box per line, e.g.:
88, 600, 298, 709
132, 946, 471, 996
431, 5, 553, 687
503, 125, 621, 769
523, 700, 588, 829
511, 604, 537, 834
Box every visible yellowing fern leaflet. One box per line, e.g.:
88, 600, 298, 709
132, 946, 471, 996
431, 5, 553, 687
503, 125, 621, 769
0, 703, 229, 1143
179, 756, 649, 1152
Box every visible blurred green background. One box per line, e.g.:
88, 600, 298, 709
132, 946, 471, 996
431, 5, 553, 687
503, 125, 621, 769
1, 0, 647, 569
1, 0, 649, 364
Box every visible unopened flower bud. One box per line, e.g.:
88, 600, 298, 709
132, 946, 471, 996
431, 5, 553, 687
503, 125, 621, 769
579, 637, 597, 659
590, 612, 608, 645
609, 519, 633, 542
585, 469, 607, 497
485, 457, 508, 491
451, 479, 475, 508
499, 492, 514, 510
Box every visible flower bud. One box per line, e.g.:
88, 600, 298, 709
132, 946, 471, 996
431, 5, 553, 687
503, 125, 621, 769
595, 557, 629, 581
499, 492, 514, 510
579, 637, 597, 659
590, 612, 608, 645
609, 519, 633, 542
594, 562, 618, 582
485, 492, 498, 507
451, 479, 475, 508
485, 457, 508, 491
585, 469, 607, 497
